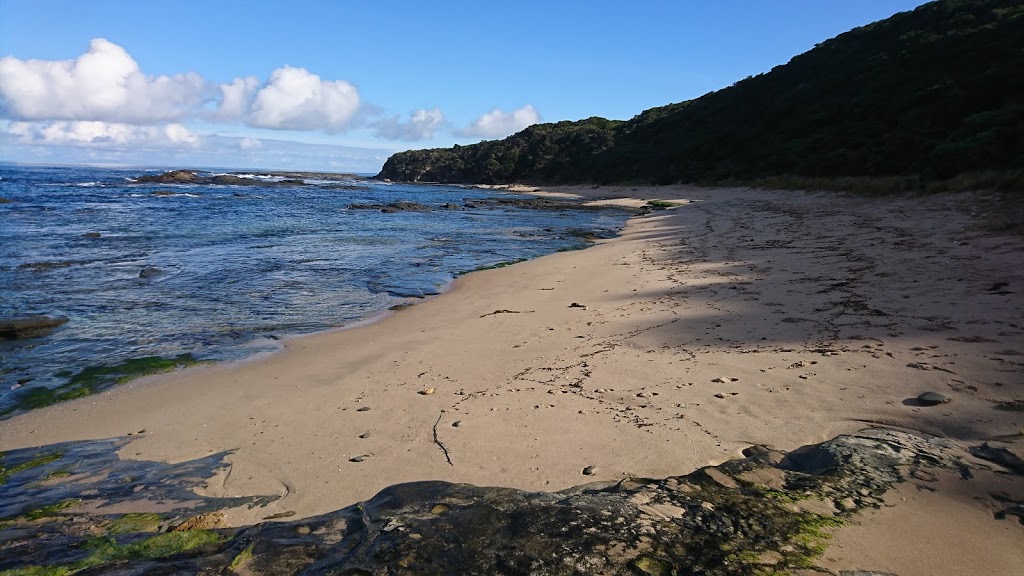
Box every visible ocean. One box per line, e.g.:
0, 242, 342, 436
0, 164, 628, 415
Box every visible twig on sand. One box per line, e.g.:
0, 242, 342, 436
433, 412, 454, 466
480, 309, 534, 318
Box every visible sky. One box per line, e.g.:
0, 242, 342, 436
0, 0, 930, 173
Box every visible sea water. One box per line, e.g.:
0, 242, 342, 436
0, 164, 628, 413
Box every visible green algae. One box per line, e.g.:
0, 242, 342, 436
8, 354, 205, 413
455, 258, 529, 277
788, 513, 844, 568
88, 530, 225, 562
633, 556, 671, 575
0, 451, 63, 485
105, 513, 163, 535
22, 500, 81, 521
228, 544, 255, 572
1, 530, 226, 576
645, 200, 683, 209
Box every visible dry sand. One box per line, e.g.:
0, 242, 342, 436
2, 184, 1022, 573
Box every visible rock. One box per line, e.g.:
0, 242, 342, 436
582, 465, 597, 476
968, 443, 1024, 474
714, 393, 727, 399
151, 190, 178, 196
136, 170, 199, 184
0, 316, 69, 339
135, 170, 312, 187
421, 388, 435, 395
356, 406, 371, 412
569, 302, 587, 309
139, 266, 162, 279
837, 497, 857, 511
712, 376, 736, 383
82, 232, 102, 238
349, 455, 371, 463
349, 202, 430, 213
916, 391, 951, 406
358, 432, 371, 439
742, 445, 771, 458
451, 421, 462, 428
0, 428, 987, 575
0, 197, 13, 203
171, 511, 226, 531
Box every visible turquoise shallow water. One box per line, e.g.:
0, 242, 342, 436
0, 164, 629, 413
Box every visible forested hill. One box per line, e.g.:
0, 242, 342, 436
377, 0, 1024, 187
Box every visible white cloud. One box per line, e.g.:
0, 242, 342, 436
7, 120, 200, 148
247, 66, 360, 132
0, 39, 366, 135
0, 38, 208, 124
456, 104, 539, 139
216, 76, 260, 121
372, 107, 445, 141
239, 137, 262, 150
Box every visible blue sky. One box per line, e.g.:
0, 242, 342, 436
0, 0, 928, 172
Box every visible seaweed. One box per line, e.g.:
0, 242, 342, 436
7, 354, 206, 414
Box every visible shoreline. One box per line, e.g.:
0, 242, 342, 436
2, 184, 1022, 573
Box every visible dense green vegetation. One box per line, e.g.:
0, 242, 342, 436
378, 0, 1024, 190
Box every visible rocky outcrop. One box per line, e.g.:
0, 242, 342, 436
347, 202, 432, 213
0, 316, 68, 339
2, 429, 1018, 575
133, 171, 308, 187
135, 170, 197, 184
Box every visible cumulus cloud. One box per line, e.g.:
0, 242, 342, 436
216, 76, 260, 121
0, 39, 366, 135
456, 105, 540, 139
246, 66, 359, 132
0, 38, 208, 124
372, 108, 445, 141
7, 120, 200, 148
239, 137, 262, 150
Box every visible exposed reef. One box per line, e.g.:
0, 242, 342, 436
131, 170, 367, 188
2, 429, 1019, 574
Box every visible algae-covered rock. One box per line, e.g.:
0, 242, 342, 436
0, 429, 990, 575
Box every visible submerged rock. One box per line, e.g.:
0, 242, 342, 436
139, 266, 163, 279
348, 201, 431, 213
0, 315, 68, 339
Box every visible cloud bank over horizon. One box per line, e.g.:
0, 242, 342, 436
0, 38, 542, 164
0, 129, 394, 173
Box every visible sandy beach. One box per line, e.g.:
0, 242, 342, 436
3, 185, 1022, 573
